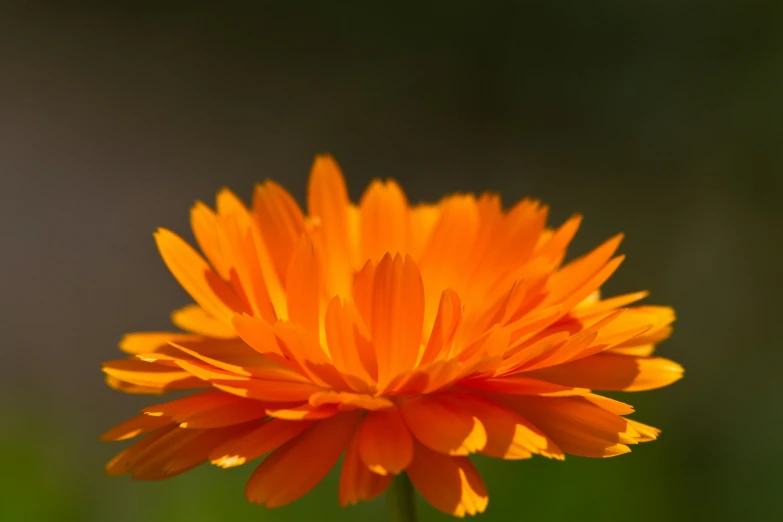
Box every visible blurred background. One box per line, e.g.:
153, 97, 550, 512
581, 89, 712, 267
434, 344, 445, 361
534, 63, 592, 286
1, 2, 781, 521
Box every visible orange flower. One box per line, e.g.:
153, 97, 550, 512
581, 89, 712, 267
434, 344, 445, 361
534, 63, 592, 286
102, 155, 682, 517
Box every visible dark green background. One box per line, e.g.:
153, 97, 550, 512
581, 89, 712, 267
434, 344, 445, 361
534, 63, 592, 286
1, 2, 780, 521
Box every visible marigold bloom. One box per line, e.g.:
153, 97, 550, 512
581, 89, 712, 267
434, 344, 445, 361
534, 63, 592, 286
102, 155, 682, 517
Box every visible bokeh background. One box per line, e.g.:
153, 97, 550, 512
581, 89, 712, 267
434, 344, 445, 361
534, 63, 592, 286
1, 2, 781, 521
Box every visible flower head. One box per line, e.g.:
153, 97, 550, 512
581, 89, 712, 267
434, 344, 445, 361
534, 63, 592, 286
102, 155, 682, 517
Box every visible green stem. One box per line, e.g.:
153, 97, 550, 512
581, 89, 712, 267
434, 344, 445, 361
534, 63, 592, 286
387, 472, 419, 522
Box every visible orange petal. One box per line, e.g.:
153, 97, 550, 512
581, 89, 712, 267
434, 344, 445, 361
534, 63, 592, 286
324, 296, 375, 390
266, 403, 340, 420
106, 426, 176, 476
124, 426, 203, 480
407, 442, 488, 517
170, 305, 235, 338
273, 322, 349, 389
371, 254, 425, 387
496, 331, 571, 375
501, 199, 548, 264
101, 414, 172, 441
143, 390, 270, 428
154, 228, 248, 322
351, 259, 375, 332
358, 179, 409, 262
419, 289, 462, 366
173, 360, 321, 402
447, 391, 559, 460
627, 419, 661, 442
339, 431, 393, 506
571, 291, 649, 319
610, 343, 656, 356
569, 255, 626, 311
460, 375, 588, 397
456, 194, 509, 292
190, 201, 230, 279
307, 155, 354, 297
520, 311, 624, 371
356, 407, 414, 475
245, 411, 362, 507
212, 195, 278, 323
231, 313, 291, 366
609, 306, 675, 347
210, 418, 314, 468
400, 395, 487, 456
167, 337, 307, 382
523, 307, 667, 371
528, 353, 684, 391
544, 234, 623, 306
535, 214, 582, 261
502, 396, 643, 458
419, 195, 480, 328
454, 325, 510, 365
105, 375, 171, 395
407, 203, 440, 260
126, 423, 257, 480
470, 200, 548, 293
119, 332, 203, 355
160, 424, 259, 477
102, 359, 206, 391
285, 236, 320, 336
253, 179, 306, 285
584, 394, 636, 416
309, 391, 393, 411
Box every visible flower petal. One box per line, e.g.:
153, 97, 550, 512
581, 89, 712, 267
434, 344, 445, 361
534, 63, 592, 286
173, 359, 321, 402
528, 353, 684, 391
407, 203, 440, 259
124, 426, 203, 480
358, 179, 409, 262
285, 235, 320, 336
212, 193, 279, 322
571, 291, 649, 319
167, 337, 307, 381
543, 234, 623, 306
190, 201, 230, 279
210, 418, 314, 468
357, 407, 414, 475
447, 391, 561, 460
102, 359, 206, 391
118, 332, 202, 355
371, 253, 425, 388
419, 195, 480, 328
170, 305, 235, 338
245, 411, 362, 507
324, 296, 376, 390
104, 376, 170, 395
400, 395, 487, 456
106, 426, 176, 476
154, 228, 249, 322
460, 375, 588, 397
266, 403, 340, 420
142, 390, 270, 428
407, 442, 488, 517
339, 431, 393, 506
101, 414, 172, 442
419, 289, 462, 366
158, 423, 260, 477
501, 396, 648, 458
273, 322, 350, 389
307, 155, 354, 297
253, 179, 306, 285
309, 391, 393, 411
